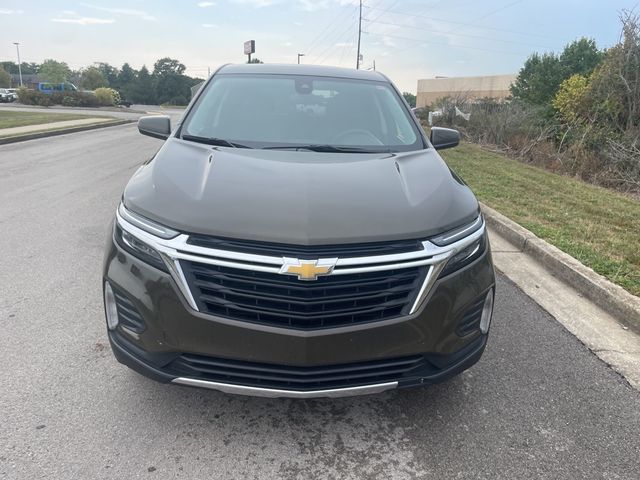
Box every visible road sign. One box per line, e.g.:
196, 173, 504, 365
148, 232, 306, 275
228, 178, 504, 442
244, 40, 255, 55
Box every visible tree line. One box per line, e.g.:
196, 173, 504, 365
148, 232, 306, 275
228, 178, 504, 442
0, 58, 204, 105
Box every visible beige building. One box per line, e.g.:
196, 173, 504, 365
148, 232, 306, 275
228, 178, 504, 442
416, 73, 517, 107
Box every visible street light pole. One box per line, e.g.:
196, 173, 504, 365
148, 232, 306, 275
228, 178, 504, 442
297, 53, 305, 64
356, 0, 362, 69
13, 42, 23, 87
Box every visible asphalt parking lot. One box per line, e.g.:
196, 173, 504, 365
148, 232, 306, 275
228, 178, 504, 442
1, 125, 639, 479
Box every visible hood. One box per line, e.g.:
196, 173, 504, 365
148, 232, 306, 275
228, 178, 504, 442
123, 138, 479, 245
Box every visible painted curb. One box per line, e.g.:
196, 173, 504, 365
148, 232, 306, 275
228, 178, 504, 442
481, 202, 640, 333
0, 119, 134, 145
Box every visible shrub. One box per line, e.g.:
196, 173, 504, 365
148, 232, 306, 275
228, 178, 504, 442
94, 87, 119, 106
553, 74, 590, 123
17, 88, 52, 106
61, 95, 78, 107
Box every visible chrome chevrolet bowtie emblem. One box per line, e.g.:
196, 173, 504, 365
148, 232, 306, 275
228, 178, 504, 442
280, 258, 338, 281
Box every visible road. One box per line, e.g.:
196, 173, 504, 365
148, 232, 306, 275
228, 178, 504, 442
1, 125, 639, 479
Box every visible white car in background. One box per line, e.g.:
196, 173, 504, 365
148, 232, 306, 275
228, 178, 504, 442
0, 88, 17, 103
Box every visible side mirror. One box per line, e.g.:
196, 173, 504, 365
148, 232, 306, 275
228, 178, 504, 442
138, 115, 171, 140
430, 127, 460, 150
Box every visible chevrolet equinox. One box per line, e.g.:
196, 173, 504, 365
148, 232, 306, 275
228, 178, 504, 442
103, 64, 495, 398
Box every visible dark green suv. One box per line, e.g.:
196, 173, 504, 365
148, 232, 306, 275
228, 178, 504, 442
103, 64, 495, 398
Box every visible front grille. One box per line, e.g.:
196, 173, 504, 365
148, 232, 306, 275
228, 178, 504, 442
114, 290, 146, 333
456, 296, 485, 336
168, 353, 426, 391
187, 235, 422, 259
181, 261, 427, 329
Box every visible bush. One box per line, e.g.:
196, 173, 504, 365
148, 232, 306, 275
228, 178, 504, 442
16, 88, 102, 108
553, 74, 590, 123
94, 87, 119, 106
17, 88, 52, 106
61, 95, 79, 107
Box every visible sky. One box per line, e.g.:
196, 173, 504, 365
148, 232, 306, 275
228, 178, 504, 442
0, 0, 637, 92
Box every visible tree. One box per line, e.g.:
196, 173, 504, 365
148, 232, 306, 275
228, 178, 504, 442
80, 66, 107, 90
152, 57, 191, 104
553, 74, 590, 123
117, 63, 137, 100
559, 38, 604, 77
1, 61, 38, 75
153, 57, 186, 76
38, 59, 72, 83
0, 67, 10, 87
402, 92, 416, 108
129, 66, 156, 104
510, 53, 565, 106
118, 63, 136, 87
512, 38, 604, 107
588, 12, 640, 132
96, 63, 119, 88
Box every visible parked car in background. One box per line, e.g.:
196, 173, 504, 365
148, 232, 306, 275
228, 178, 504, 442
0, 88, 17, 102
37, 82, 79, 94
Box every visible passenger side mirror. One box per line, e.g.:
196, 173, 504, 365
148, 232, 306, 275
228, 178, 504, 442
430, 127, 460, 150
138, 115, 171, 140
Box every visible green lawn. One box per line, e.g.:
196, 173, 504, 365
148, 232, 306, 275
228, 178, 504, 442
0, 111, 98, 129
441, 143, 640, 297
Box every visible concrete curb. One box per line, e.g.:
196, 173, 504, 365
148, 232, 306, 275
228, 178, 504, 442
0, 119, 134, 145
481, 202, 640, 333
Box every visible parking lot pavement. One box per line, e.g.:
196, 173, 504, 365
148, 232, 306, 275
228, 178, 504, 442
1, 126, 639, 479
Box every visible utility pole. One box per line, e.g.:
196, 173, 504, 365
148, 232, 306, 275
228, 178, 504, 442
356, 0, 362, 69
297, 53, 305, 64
13, 42, 23, 87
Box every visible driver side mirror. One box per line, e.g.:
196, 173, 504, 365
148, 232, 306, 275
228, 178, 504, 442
430, 127, 460, 150
138, 115, 171, 140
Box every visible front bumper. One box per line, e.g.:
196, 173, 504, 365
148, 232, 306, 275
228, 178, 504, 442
109, 327, 487, 398
103, 230, 495, 398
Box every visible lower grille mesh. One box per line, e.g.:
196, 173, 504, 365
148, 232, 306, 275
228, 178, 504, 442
168, 353, 425, 391
114, 291, 145, 333
180, 261, 427, 329
456, 297, 485, 336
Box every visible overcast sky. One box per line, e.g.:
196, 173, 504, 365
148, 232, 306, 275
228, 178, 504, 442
0, 0, 636, 92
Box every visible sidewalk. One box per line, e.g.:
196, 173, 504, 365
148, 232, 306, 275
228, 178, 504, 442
489, 227, 640, 389
0, 117, 113, 137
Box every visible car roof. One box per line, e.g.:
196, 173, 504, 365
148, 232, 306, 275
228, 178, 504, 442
218, 63, 389, 82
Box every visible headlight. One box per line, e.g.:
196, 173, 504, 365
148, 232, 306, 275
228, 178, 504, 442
439, 232, 486, 277
114, 203, 178, 272
430, 215, 486, 278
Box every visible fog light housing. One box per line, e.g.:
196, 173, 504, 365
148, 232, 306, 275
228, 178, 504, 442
104, 281, 119, 331
479, 289, 494, 334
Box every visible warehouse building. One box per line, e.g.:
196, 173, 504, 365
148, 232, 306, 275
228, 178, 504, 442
416, 73, 517, 107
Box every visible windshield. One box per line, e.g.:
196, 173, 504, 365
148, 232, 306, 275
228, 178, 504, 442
180, 74, 423, 152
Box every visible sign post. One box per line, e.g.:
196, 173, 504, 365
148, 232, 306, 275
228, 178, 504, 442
244, 40, 255, 63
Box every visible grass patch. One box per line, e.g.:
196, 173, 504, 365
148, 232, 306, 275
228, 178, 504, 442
441, 143, 640, 297
0, 111, 98, 129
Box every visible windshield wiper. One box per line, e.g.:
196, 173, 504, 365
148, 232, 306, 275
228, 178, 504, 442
262, 144, 391, 153
181, 134, 252, 149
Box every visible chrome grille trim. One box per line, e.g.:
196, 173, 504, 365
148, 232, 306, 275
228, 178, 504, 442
115, 208, 485, 317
